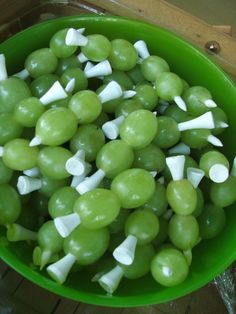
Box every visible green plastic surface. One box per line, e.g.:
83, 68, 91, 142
0, 15, 236, 307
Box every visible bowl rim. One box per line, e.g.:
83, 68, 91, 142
0, 14, 236, 307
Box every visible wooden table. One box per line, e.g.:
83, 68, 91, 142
0, 258, 227, 314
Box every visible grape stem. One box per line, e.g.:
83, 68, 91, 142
65, 78, 75, 93
47, 253, 77, 284
173, 96, 187, 112
98, 81, 123, 103
0, 54, 8, 81
65, 28, 88, 46
168, 142, 190, 155
23, 167, 40, 177
84, 60, 112, 78
70, 163, 92, 188
166, 155, 185, 181
40, 81, 67, 105
17, 175, 42, 195
122, 90, 136, 99
204, 99, 217, 108
113, 234, 137, 265
98, 265, 124, 294
187, 167, 205, 188
29, 135, 42, 147
13, 68, 30, 80
65, 149, 89, 176
230, 156, 236, 177
102, 116, 125, 140
6, 223, 37, 242
76, 169, 106, 194
133, 40, 150, 60
54, 212, 81, 238
0, 146, 4, 157
178, 112, 215, 131
77, 52, 88, 63
207, 135, 223, 147
208, 163, 229, 183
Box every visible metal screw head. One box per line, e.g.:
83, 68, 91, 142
205, 41, 221, 54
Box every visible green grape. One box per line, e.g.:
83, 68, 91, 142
96, 140, 134, 178
69, 124, 105, 162
25, 48, 58, 78
0, 77, 31, 113
55, 55, 81, 76
152, 116, 180, 149
30, 74, 59, 98
38, 220, 63, 268
109, 208, 130, 234
38, 146, 72, 180
64, 225, 109, 265
93, 111, 109, 128
39, 176, 69, 197
155, 72, 183, 101
141, 55, 170, 82
142, 182, 168, 216
0, 113, 23, 145
35, 107, 77, 146
48, 97, 70, 109
68, 90, 102, 124
115, 98, 143, 118
14, 97, 45, 127
0, 184, 21, 225
168, 214, 199, 250
122, 244, 155, 279
182, 79, 189, 92
210, 175, 236, 207
151, 248, 189, 287
3, 138, 38, 171
211, 107, 228, 135
81, 34, 111, 62
132, 143, 165, 172
181, 128, 212, 149
183, 86, 212, 116
192, 188, 204, 217
198, 203, 226, 239
74, 188, 120, 229
103, 70, 133, 90
167, 179, 197, 215
16, 205, 39, 230
127, 64, 145, 85
199, 150, 229, 179
125, 209, 159, 244
120, 109, 158, 149
108, 39, 138, 71
50, 28, 77, 58
48, 186, 78, 218
111, 168, 155, 208
38, 220, 63, 253
152, 217, 168, 247
134, 84, 158, 111
96, 83, 122, 114
61, 67, 88, 93
164, 104, 188, 123
0, 158, 13, 184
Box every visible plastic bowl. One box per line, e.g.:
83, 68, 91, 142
0, 15, 236, 307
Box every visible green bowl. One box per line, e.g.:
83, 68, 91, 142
0, 15, 236, 307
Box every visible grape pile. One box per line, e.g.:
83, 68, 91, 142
0, 27, 235, 294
